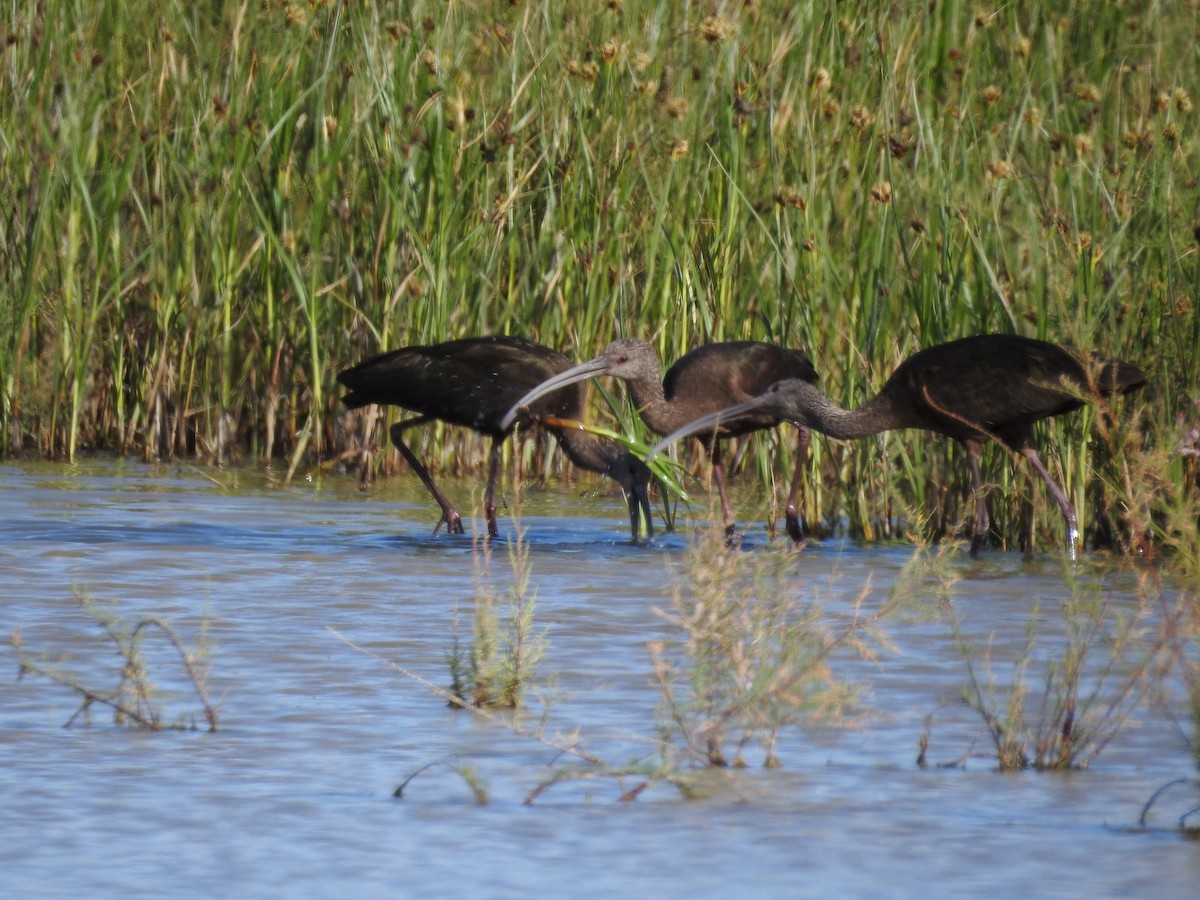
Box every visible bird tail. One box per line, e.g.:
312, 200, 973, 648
339, 391, 372, 410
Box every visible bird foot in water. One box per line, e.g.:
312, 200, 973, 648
969, 532, 986, 557
784, 511, 806, 547
723, 523, 744, 549
1065, 525, 1080, 565
432, 512, 466, 536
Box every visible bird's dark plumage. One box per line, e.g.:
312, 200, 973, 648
340, 337, 580, 430
648, 334, 1147, 557
337, 336, 654, 541
868, 334, 1146, 453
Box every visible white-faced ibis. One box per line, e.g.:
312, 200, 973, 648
337, 336, 654, 542
646, 334, 1147, 557
498, 338, 818, 542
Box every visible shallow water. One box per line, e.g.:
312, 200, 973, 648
2, 459, 1198, 898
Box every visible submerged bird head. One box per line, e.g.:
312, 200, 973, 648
608, 451, 656, 544
540, 415, 656, 543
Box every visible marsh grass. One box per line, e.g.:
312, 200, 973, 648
954, 588, 1168, 770
392, 759, 491, 806
902, 545, 1177, 771
448, 509, 545, 709
2, 0, 1194, 551
9, 590, 217, 731
649, 525, 900, 768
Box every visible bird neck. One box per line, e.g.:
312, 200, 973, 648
624, 378, 670, 432
801, 390, 908, 440
553, 427, 619, 476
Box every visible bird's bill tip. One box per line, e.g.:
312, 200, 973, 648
645, 407, 748, 460
537, 415, 586, 431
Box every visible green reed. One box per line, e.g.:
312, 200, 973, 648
0, 0, 1195, 548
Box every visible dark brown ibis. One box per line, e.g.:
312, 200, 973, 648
499, 338, 818, 542
337, 336, 654, 541
646, 334, 1146, 557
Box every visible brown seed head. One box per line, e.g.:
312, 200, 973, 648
987, 159, 1015, 179
700, 16, 732, 43
849, 105, 873, 131
776, 187, 807, 210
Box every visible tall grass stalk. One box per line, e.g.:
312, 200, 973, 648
2, 0, 1195, 549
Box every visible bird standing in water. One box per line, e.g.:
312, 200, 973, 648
646, 334, 1146, 558
338, 336, 654, 542
500, 338, 818, 542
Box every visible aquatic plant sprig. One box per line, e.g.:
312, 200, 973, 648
650, 531, 902, 769
10, 591, 218, 732
530, 415, 691, 533
449, 518, 547, 710
940, 574, 1173, 771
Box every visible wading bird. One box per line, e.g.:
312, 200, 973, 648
337, 336, 654, 542
645, 334, 1146, 558
499, 338, 818, 542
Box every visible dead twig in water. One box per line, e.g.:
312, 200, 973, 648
11, 594, 217, 731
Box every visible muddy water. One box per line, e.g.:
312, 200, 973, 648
2, 459, 1198, 898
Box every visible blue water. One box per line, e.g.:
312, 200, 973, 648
2, 459, 1197, 898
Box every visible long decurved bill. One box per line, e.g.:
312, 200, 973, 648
498, 356, 614, 431
645, 395, 773, 462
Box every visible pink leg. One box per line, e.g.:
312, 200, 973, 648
784, 425, 811, 546
1023, 448, 1079, 561
390, 420, 465, 535
707, 439, 737, 538
965, 439, 990, 556
483, 439, 502, 539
